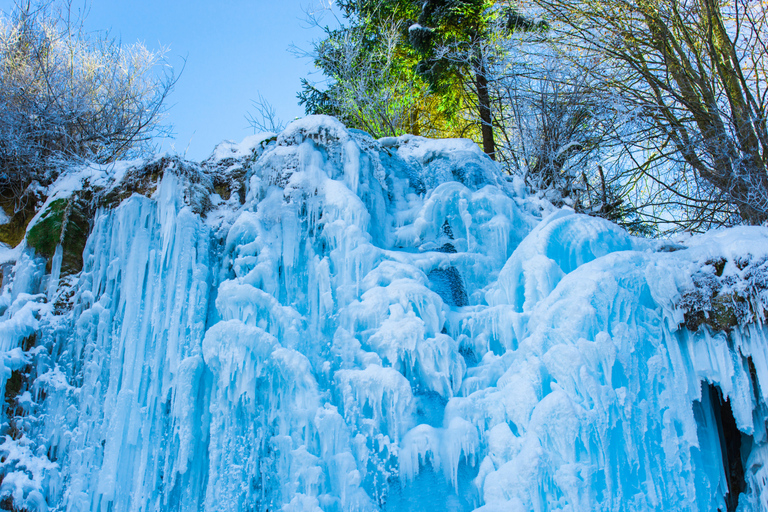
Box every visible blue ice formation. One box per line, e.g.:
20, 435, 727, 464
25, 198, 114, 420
0, 116, 766, 511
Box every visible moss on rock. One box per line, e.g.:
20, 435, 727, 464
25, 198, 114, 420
27, 198, 67, 259
59, 199, 90, 275
27, 195, 92, 275
213, 181, 231, 201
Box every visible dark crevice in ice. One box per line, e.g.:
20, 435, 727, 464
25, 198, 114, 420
707, 384, 750, 512
428, 267, 468, 307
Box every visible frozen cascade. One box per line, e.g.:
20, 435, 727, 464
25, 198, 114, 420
0, 116, 766, 510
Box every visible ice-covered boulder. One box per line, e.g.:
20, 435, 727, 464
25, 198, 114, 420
0, 115, 765, 511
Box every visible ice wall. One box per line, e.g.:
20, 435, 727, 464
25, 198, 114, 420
0, 116, 766, 511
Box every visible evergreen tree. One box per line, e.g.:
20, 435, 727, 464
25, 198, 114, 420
299, 0, 538, 151
298, 0, 429, 138
408, 0, 540, 159
408, 0, 491, 157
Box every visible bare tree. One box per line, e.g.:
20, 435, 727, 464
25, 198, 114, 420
246, 92, 286, 133
484, 35, 655, 232
529, 0, 768, 227
0, 0, 176, 201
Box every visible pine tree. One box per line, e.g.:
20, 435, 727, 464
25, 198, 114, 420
300, 0, 539, 151
407, 0, 540, 160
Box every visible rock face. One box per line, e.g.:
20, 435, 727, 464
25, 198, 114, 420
0, 116, 767, 511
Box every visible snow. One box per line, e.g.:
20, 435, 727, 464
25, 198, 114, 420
208, 132, 276, 163
0, 115, 766, 511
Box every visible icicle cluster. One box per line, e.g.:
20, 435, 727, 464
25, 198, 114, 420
0, 116, 766, 511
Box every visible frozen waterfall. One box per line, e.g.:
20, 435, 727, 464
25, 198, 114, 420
0, 116, 766, 511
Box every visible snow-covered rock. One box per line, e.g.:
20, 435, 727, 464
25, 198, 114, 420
0, 115, 765, 511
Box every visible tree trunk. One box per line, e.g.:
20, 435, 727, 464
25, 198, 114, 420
475, 58, 496, 160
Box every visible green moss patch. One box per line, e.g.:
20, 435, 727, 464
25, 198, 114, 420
27, 196, 92, 275
684, 292, 747, 333
214, 181, 231, 201
27, 199, 67, 259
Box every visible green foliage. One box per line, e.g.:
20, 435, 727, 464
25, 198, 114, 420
298, 2, 422, 136
407, 0, 542, 158
297, 79, 336, 117
408, 1, 541, 108
300, 0, 515, 141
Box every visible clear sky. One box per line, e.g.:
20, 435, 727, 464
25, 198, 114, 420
1, 0, 331, 160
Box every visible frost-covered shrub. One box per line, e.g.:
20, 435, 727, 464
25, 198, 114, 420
0, 1, 173, 200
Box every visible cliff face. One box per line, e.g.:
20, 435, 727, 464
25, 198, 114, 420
0, 116, 767, 511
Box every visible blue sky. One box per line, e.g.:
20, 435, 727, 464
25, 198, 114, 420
1, 0, 333, 160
